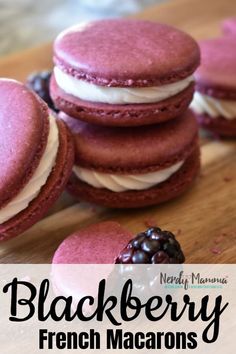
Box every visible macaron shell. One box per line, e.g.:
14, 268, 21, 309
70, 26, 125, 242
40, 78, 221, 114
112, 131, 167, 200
60, 110, 198, 174
0, 79, 49, 208
195, 113, 236, 137
51, 75, 194, 126
67, 148, 200, 209
195, 37, 236, 99
52, 221, 133, 264
52, 221, 133, 301
54, 19, 200, 87
0, 119, 74, 242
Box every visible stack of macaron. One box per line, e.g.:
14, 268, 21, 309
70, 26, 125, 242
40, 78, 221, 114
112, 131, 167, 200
190, 37, 236, 137
50, 19, 201, 208
0, 79, 74, 241
190, 18, 236, 138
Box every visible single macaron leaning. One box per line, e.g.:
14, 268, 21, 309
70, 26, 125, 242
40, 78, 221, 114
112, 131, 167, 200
0, 79, 74, 241
52, 222, 185, 301
190, 37, 236, 137
60, 110, 200, 209
53, 222, 185, 264
222, 17, 236, 37
51, 19, 200, 127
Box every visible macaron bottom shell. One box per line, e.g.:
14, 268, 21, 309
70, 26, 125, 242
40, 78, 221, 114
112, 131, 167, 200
196, 114, 236, 138
0, 119, 74, 242
50, 76, 194, 127
67, 148, 200, 209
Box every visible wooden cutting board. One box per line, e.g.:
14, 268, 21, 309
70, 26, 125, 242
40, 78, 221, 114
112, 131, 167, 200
0, 0, 235, 264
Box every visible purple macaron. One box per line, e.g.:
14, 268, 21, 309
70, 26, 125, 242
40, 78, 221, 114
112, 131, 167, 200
50, 19, 200, 127
60, 110, 200, 209
190, 37, 236, 137
0, 79, 74, 241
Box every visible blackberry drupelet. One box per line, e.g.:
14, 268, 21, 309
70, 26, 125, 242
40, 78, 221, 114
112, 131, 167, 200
27, 71, 58, 111
115, 227, 185, 264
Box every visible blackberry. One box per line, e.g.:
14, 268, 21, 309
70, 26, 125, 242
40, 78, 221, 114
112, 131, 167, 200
26, 70, 58, 111
115, 226, 185, 264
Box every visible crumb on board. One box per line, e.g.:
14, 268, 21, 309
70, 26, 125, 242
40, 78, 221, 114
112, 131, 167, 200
214, 235, 226, 244
218, 230, 236, 239
176, 229, 182, 236
210, 229, 236, 255
210, 247, 223, 255
223, 176, 233, 182
144, 218, 157, 228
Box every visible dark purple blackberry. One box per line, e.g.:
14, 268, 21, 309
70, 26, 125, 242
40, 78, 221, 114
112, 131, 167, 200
26, 70, 58, 111
115, 227, 185, 264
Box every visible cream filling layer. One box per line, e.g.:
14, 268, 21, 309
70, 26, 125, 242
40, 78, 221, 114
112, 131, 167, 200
73, 161, 184, 193
54, 67, 194, 105
191, 92, 236, 120
0, 115, 59, 224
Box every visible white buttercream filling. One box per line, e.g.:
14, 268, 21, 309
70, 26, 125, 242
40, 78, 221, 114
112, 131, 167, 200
73, 161, 184, 192
54, 67, 194, 105
0, 115, 59, 224
191, 92, 236, 120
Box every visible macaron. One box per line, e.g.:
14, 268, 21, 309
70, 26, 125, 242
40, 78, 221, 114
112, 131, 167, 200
60, 110, 200, 209
50, 19, 200, 127
52, 221, 133, 300
52, 223, 185, 265
190, 37, 236, 137
52, 222, 185, 299
0, 79, 74, 241
222, 17, 236, 36
53, 221, 133, 264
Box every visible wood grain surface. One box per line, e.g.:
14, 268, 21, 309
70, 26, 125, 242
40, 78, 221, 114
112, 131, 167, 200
0, 0, 235, 264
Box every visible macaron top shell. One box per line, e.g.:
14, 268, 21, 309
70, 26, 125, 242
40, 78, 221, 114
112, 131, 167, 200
61, 110, 198, 174
0, 79, 49, 208
195, 38, 236, 98
54, 19, 200, 87
53, 221, 133, 264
